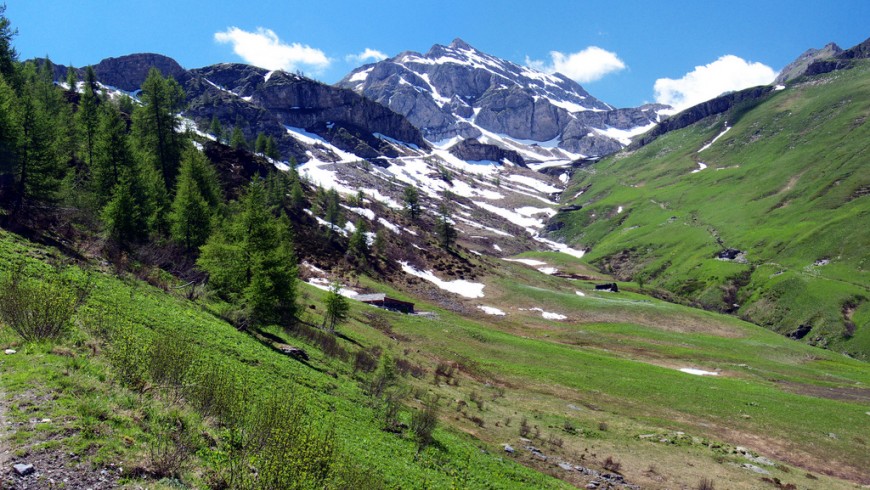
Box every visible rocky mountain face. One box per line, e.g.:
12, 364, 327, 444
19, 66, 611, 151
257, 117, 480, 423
773, 42, 843, 85
338, 38, 669, 158
62, 54, 428, 164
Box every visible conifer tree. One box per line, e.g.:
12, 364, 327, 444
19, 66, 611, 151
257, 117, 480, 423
348, 219, 369, 258
208, 115, 223, 142
435, 203, 457, 252
324, 187, 342, 238
76, 66, 99, 168
322, 281, 349, 333
0, 5, 18, 83
13, 63, 65, 203
169, 148, 216, 250
254, 132, 267, 154
403, 185, 421, 220
229, 126, 246, 150
289, 174, 305, 210
102, 170, 152, 244
0, 75, 19, 185
198, 179, 297, 325
92, 102, 133, 204
265, 135, 280, 160
65, 66, 77, 93
133, 67, 184, 190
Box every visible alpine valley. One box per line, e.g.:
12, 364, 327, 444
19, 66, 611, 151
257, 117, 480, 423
1, 12, 869, 489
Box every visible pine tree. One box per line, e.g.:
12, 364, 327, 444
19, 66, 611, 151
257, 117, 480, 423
435, 202, 457, 252
76, 66, 99, 168
324, 187, 342, 238
133, 67, 184, 190
198, 179, 297, 325
265, 135, 280, 160
229, 126, 246, 150
13, 63, 65, 203
0, 4, 18, 83
208, 116, 223, 142
254, 132, 267, 154
92, 102, 133, 204
404, 185, 421, 220
322, 281, 349, 333
169, 148, 215, 250
101, 165, 153, 244
348, 219, 369, 258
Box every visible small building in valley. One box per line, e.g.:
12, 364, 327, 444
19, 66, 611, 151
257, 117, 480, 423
356, 293, 415, 314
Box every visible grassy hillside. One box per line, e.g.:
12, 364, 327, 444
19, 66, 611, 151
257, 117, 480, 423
4, 230, 869, 489
551, 61, 870, 357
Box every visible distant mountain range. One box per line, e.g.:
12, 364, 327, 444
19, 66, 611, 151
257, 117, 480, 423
48, 39, 673, 168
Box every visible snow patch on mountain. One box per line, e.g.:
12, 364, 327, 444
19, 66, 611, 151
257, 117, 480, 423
400, 261, 485, 298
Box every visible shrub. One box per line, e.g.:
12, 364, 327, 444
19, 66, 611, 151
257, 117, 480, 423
519, 417, 531, 438
411, 397, 439, 450
395, 357, 426, 378
603, 456, 622, 473
147, 408, 200, 478
107, 320, 150, 391
697, 477, 715, 490
0, 264, 91, 342
149, 328, 198, 399
354, 346, 381, 374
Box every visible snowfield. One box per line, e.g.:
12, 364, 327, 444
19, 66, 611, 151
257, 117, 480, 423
400, 262, 485, 298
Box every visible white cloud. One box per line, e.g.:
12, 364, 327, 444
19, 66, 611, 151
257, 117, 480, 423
654, 55, 777, 111
346, 48, 388, 64
526, 46, 626, 83
214, 27, 330, 74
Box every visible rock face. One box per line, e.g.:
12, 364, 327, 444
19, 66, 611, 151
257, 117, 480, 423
632, 86, 774, 149
62, 55, 428, 163
338, 38, 668, 158
774, 43, 843, 85
183, 64, 428, 162
448, 139, 526, 166
94, 53, 189, 92
775, 36, 870, 84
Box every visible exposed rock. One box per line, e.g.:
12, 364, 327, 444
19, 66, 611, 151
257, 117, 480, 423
94, 53, 189, 92
13, 463, 35, 476
339, 38, 664, 157
448, 139, 526, 166
774, 43, 843, 85
4, 349, 15, 355
502, 444, 515, 454
633, 86, 774, 149
741, 463, 771, 475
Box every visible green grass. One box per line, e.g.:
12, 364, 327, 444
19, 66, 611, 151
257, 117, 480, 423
2, 227, 870, 488
552, 62, 870, 357
0, 229, 567, 489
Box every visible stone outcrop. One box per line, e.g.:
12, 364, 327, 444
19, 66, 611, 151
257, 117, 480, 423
447, 139, 526, 166
93, 53, 189, 92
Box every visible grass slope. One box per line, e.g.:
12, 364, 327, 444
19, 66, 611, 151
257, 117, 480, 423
552, 62, 870, 357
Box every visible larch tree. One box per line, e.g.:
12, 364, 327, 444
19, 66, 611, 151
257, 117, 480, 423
76, 66, 99, 169
322, 281, 349, 333
169, 148, 218, 250
133, 67, 185, 191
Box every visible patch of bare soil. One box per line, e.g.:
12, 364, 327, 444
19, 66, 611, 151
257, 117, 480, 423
777, 380, 870, 404
0, 389, 121, 489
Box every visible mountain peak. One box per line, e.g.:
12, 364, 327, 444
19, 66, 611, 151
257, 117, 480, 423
449, 38, 473, 50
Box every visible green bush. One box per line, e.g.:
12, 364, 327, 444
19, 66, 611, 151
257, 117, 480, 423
0, 264, 90, 341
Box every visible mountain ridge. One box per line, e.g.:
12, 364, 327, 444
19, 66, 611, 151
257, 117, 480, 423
338, 38, 669, 158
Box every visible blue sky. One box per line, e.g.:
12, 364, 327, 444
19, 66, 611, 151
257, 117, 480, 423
7, 1, 869, 109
